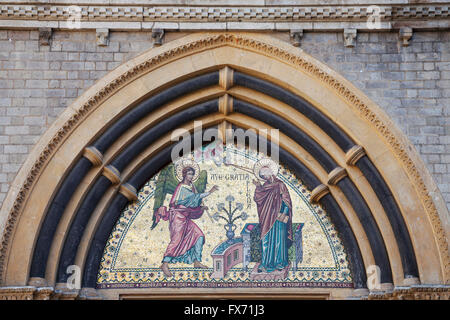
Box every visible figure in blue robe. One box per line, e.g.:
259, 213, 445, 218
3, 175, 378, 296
253, 166, 293, 273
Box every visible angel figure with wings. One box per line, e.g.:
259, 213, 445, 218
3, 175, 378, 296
151, 158, 218, 277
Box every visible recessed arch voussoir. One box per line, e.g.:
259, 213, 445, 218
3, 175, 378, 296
226, 86, 403, 284
1, 32, 447, 291
79, 121, 369, 290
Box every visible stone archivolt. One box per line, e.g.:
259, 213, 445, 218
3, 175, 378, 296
0, 32, 448, 300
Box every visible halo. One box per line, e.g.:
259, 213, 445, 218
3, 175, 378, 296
253, 158, 279, 180
174, 157, 200, 182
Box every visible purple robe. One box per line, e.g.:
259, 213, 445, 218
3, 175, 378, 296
254, 176, 293, 242
155, 183, 205, 260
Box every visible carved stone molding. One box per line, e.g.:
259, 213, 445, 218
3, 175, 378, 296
327, 167, 348, 185
34, 287, 54, 300
310, 184, 330, 203
403, 276, 420, 286
351, 288, 370, 298
96, 28, 109, 47
119, 183, 138, 202
366, 285, 450, 300
0, 284, 446, 300
0, 286, 35, 300
290, 29, 303, 47
102, 165, 121, 185
38, 27, 52, 46
219, 94, 233, 116
78, 287, 103, 300
344, 28, 357, 47
83, 146, 103, 166
399, 27, 413, 47
1, 4, 449, 23
152, 28, 165, 46
54, 283, 80, 300
219, 121, 233, 144
219, 66, 234, 90
27, 276, 47, 287
0, 286, 103, 300
345, 145, 366, 166
1, 33, 448, 286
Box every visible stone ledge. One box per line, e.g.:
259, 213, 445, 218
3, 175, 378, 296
0, 20, 448, 32
365, 284, 450, 300
0, 286, 106, 300
0, 3, 449, 27
0, 284, 447, 300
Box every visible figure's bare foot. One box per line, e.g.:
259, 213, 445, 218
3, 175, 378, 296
160, 263, 173, 277
193, 261, 208, 268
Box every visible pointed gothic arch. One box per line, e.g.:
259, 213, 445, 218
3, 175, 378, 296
0, 32, 448, 299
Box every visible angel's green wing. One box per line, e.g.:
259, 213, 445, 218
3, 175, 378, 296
151, 164, 178, 229
150, 166, 208, 230
193, 170, 208, 193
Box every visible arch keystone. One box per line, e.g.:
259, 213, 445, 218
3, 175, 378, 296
219, 66, 234, 90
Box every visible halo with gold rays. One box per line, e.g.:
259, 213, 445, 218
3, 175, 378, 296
253, 157, 279, 180
174, 157, 200, 182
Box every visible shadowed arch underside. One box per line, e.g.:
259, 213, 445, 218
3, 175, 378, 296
0, 32, 448, 300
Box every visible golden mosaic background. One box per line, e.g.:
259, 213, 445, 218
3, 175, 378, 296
97, 145, 353, 288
